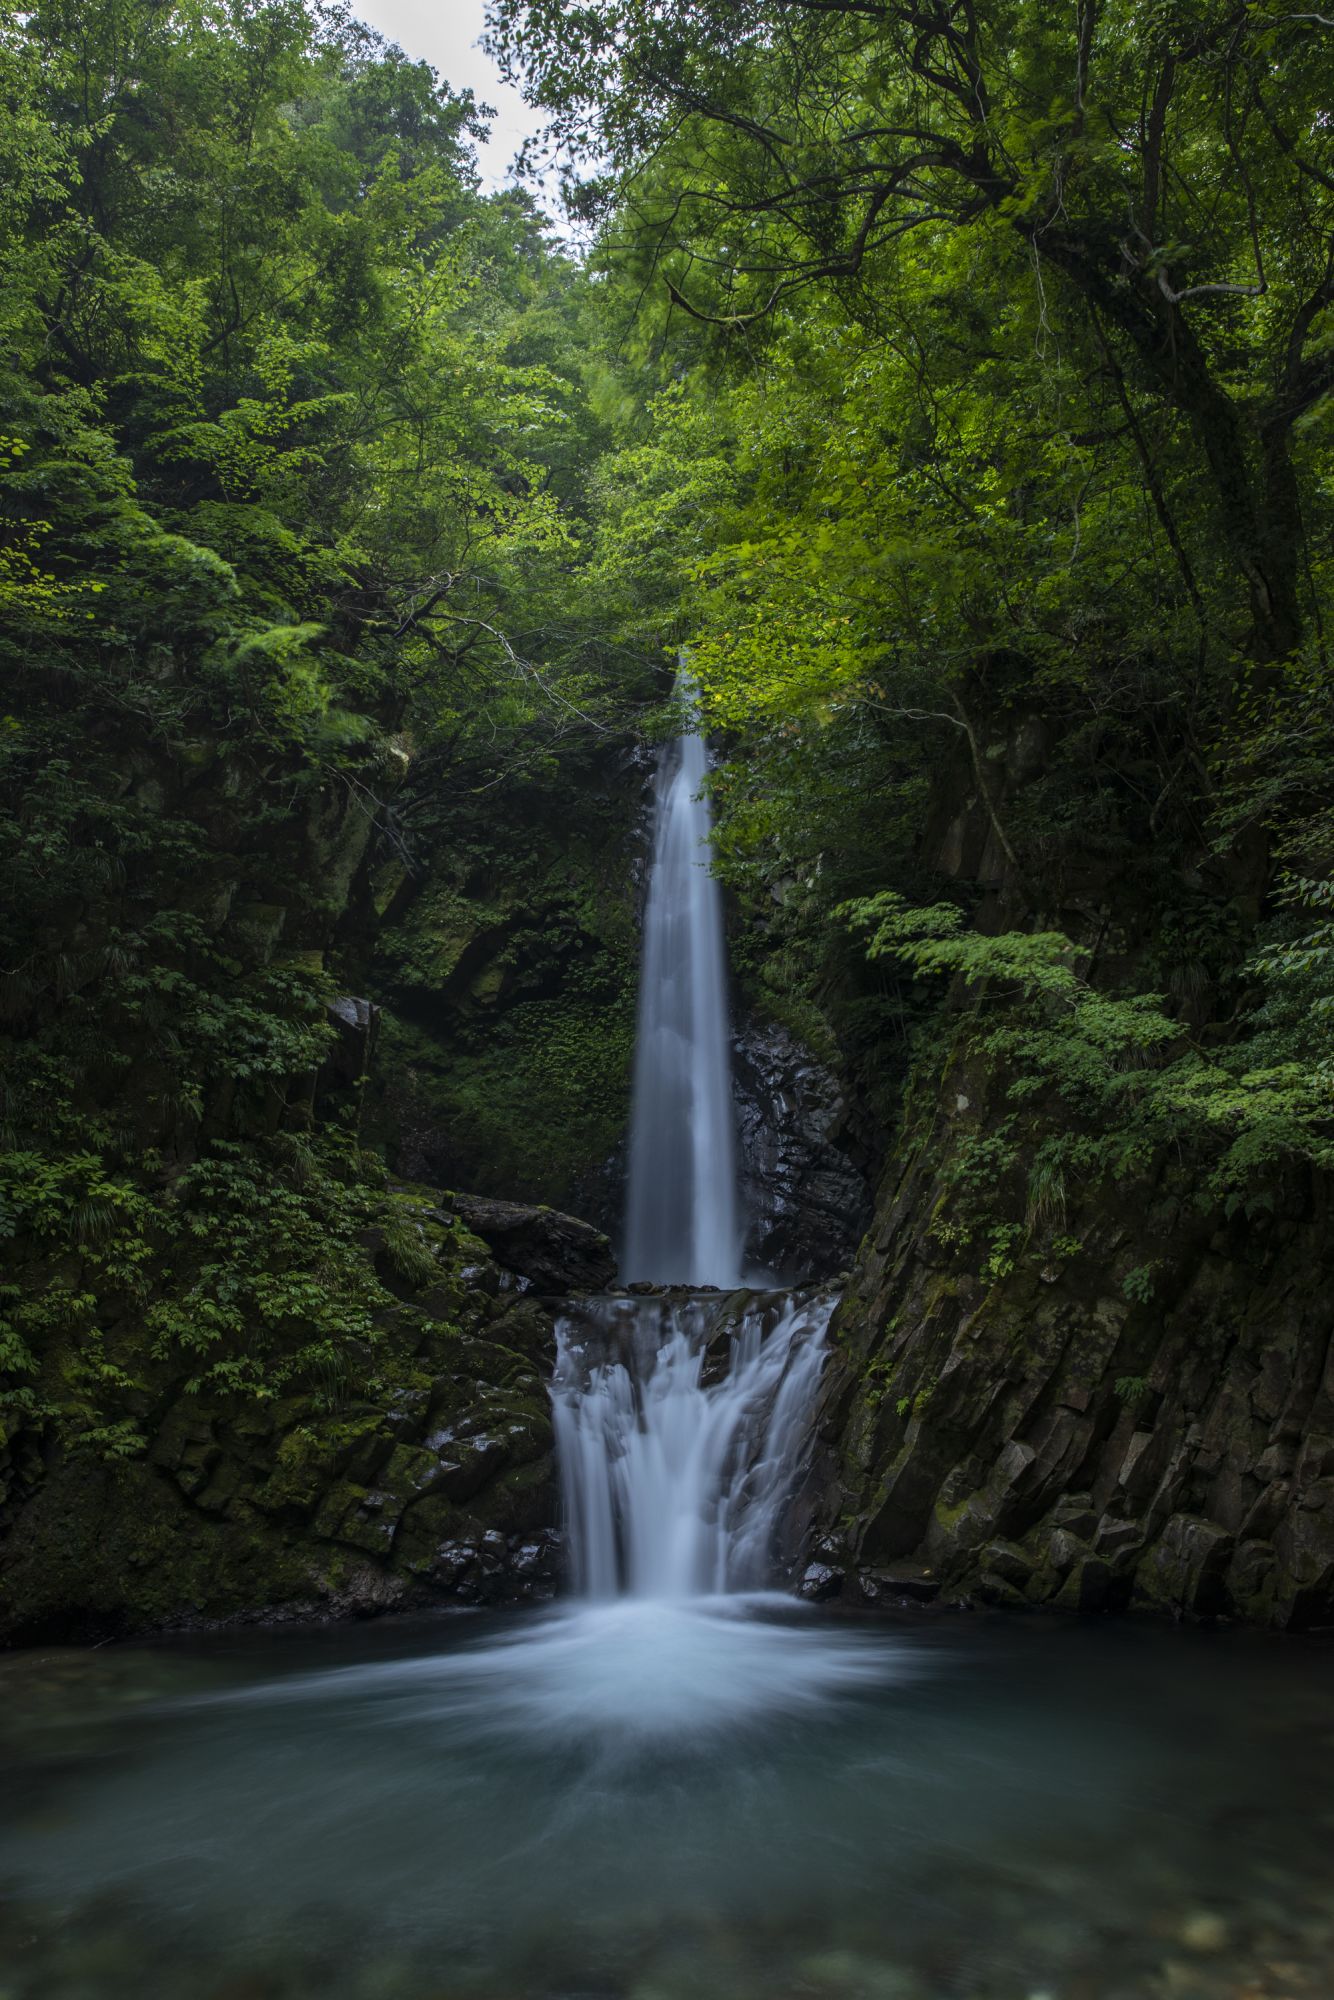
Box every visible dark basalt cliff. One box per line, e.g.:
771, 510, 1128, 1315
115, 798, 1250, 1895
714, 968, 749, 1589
816, 1095, 1334, 1627
733, 1020, 869, 1281
2, 687, 1324, 1640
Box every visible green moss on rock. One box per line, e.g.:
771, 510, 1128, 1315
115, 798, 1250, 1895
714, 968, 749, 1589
0, 1178, 564, 1643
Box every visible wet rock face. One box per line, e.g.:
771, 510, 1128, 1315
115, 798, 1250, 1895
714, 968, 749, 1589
445, 1194, 617, 1293
798, 1561, 845, 1602
429, 1527, 564, 1605
733, 1022, 869, 1281
323, 995, 380, 1087
817, 1082, 1334, 1629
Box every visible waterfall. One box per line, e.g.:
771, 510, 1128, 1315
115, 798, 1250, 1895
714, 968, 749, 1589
544, 680, 832, 1612
552, 1291, 832, 1599
622, 695, 741, 1288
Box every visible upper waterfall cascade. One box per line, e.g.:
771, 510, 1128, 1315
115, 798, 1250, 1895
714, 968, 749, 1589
622, 701, 741, 1289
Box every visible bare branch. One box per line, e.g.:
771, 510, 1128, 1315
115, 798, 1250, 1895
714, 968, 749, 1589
1155, 272, 1267, 305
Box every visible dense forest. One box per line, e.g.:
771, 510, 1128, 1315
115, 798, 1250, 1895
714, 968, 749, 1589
2, 0, 1333, 1639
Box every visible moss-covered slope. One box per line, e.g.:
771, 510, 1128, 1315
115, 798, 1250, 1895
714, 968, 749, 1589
0, 1183, 584, 1644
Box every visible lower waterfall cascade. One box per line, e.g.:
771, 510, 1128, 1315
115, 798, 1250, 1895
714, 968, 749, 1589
552, 1290, 834, 1600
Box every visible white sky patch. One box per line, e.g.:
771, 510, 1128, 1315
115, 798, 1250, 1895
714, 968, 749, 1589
348, 0, 558, 207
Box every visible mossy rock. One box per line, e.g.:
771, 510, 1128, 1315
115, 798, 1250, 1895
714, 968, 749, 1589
0, 1174, 568, 1643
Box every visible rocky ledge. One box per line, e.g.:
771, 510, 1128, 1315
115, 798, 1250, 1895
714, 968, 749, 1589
0, 1184, 599, 1646
442, 1193, 617, 1293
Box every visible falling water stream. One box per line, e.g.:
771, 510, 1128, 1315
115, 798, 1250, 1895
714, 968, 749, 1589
552, 1291, 831, 1599
5, 688, 1334, 2000
622, 695, 741, 1287
492, 675, 865, 1749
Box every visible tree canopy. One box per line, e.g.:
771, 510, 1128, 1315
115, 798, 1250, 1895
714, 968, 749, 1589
492, 0, 1334, 1193
0, 0, 639, 1438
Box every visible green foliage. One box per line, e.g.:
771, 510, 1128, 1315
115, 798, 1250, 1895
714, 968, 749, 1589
890, 1374, 938, 1422
842, 887, 1334, 1201
0, 1127, 396, 1447
0, 0, 640, 1458
375, 988, 635, 1211
365, 735, 643, 1207
1122, 1265, 1159, 1306
142, 1140, 384, 1400
4, 0, 1333, 1476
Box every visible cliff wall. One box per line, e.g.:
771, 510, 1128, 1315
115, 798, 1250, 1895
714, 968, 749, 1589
820, 1088, 1334, 1626
813, 708, 1334, 1626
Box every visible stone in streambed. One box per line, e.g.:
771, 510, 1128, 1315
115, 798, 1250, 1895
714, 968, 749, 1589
430, 1540, 479, 1589
974, 1570, 1028, 1608
799, 1562, 845, 1601
1054, 1554, 1116, 1613
978, 1537, 1031, 1584
1134, 1514, 1234, 1617
859, 1565, 941, 1603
